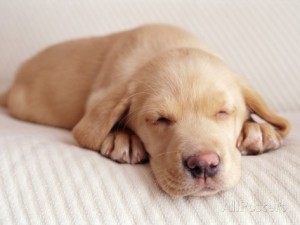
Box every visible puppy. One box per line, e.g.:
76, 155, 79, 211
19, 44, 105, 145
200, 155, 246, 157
0, 24, 290, 197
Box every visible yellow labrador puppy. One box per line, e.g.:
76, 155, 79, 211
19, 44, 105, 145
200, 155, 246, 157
0, 24, 290, 197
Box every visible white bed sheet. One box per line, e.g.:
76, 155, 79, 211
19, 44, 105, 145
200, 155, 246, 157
0, 108, 299, 225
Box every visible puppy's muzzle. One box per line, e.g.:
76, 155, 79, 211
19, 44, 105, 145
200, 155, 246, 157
184, 151, 220, 179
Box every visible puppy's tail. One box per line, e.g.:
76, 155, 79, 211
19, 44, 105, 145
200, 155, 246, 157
0, 90, 9, 107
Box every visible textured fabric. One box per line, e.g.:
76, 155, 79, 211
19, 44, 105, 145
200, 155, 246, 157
0, 109, 300, 225
0, 1, 300, 225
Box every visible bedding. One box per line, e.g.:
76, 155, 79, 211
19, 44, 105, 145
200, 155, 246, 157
0, 109, 299, 224
0, 0, 299, 224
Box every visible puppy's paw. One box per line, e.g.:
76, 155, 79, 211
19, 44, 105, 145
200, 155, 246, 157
237, 121, 282, 155
100, 131, 148, 164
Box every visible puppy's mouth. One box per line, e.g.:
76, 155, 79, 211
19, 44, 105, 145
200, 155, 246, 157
192, 180, 220, 196
150, 150, 229, 196
187, 176, 221, 196
152, 165, 222, 197
159, 176, 221, 197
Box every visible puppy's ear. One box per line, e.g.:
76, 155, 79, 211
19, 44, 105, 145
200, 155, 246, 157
72, 82, 131, 150
241, 82, 290, 138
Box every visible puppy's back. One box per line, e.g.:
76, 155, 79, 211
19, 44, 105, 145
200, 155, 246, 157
5, 35, 120, 128
4, 24, 206, 129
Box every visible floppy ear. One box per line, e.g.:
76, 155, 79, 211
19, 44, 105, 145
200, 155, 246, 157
241, 82, 290, 138
72, 82, 131, 150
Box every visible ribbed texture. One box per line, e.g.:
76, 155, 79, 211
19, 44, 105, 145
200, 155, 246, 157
0, 0, 299, 111
0, 109, 300, 225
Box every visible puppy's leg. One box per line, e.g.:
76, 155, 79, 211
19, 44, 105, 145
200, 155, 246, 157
100, 130, 148, 164
237, 121, 282, 155
72, 83, 148, 164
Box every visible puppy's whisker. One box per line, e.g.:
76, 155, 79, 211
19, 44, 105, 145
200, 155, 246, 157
152, 150, 182, 159
151, 163, 184, 176
153, 170, 186, 190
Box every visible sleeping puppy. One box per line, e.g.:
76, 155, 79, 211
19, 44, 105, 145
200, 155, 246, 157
0, 24, 290, 197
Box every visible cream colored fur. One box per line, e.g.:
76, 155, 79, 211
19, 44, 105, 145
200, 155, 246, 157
0, 24, 290, 197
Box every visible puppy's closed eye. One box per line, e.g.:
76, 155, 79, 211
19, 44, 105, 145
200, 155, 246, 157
215, 104, 236, 120
156, 117, 172, 125
215, 110, 229, 119
146, 116, 174, 126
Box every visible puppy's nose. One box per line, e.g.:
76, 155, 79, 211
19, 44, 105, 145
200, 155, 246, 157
184, 151, 220, 179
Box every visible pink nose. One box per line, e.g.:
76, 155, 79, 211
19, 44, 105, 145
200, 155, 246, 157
184, 151, 220, 178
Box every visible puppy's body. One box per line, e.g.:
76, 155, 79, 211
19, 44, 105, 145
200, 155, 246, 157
1, 24, 290, 197
6, 25, 205, 128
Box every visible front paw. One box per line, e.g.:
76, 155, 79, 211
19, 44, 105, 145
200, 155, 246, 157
237, 121, 282, 155
100, 130, 148, 164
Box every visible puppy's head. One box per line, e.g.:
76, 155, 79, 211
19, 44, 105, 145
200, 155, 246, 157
75, 48, 289, 196
127, 49, 247, 196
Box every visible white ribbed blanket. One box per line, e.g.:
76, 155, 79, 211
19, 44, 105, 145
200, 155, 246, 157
0, 109, 299, 225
